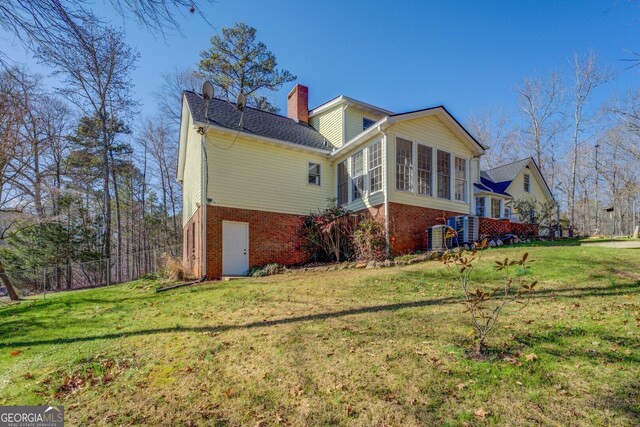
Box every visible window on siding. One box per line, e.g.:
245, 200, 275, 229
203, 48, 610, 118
395, 138, 412, 191
417, 144, 432, 196
308, 162, 321, 186
337, 161, 348, 206
369, 141, 383, 193
524, 173, 530, 193
351, 150, 365, 201
504, 206, 512, 220
436, 150, 451, 199
491, 198, 501, 219
454, 157, 467, 202
363, 117, 376, 131
475, 197, 486, 217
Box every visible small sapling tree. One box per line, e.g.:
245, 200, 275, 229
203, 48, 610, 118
442, 227, 538, 355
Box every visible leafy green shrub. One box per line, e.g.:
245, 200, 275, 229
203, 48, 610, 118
248, 263, 286, 277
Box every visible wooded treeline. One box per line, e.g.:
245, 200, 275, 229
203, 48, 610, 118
468, 51, 640, 236
0, 20, 182, 297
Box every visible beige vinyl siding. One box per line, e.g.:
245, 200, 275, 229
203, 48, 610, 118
333, 135, 386, 212
344, 107, 385, 143
181, 117, 202, 226
387, 115, 474, 214
206, 131, 334, 215
507, 166, 552, 205
309, 105, 342, 148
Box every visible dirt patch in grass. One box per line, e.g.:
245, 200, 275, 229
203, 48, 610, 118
39, 357, 131, 398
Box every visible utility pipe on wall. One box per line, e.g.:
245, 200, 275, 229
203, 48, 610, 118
379, 125, 391, 257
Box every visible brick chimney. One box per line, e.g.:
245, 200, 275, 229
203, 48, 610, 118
287, 84, 308, 123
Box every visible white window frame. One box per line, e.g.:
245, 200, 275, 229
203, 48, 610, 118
395, 137, 413, 192
454, 156, 468, 202
307, 161, 321, 186
475, 196, 486, 217
337, 160, 349, 206
504, 205, 512, 220
524, 173, 531, 193
417, 143, 433, 197
436, 149, 451, 199
491, 198, 502, 219
351, 150, 366, 201
368, 140, 383, 194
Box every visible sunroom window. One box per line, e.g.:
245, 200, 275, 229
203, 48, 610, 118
396, 138, 412, 191
369, 141, 382, 193
454, 157, 467, 202
437, 150, 451, 199
337, 161, 348, 206
351, 150, 365, 201
417, 144, 432, 196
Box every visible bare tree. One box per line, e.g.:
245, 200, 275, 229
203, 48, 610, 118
140, 117, 181, 242
156, 68, 200, 129
467, 108, 519, 169
568, 51, 612, 233
515, 73, 565, 193
37, 16, 139, 285
0, 0, 212, 55
0, 67, 32, 300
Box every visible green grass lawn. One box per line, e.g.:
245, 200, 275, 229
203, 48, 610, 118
1, 241, 639, 426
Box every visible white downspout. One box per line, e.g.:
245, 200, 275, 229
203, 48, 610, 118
200, 132, 208, 279
379, 126, 390, 257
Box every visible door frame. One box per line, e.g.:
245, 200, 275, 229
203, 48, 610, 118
222, 220, 250, 276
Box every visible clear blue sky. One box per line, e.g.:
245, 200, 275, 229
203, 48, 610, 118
1, 0, 639, 123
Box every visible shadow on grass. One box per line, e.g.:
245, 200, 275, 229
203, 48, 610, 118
2, 279, 640, 349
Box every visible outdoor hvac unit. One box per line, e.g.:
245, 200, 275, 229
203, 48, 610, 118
446, 215, 480, 245
427, 225, 452, 251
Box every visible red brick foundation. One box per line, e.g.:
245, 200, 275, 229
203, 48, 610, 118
205, 205, 308, 279
479, 217, 538, 237
184, 205, 310, 280
387, 203, 467, 255
183, 202, 473, 279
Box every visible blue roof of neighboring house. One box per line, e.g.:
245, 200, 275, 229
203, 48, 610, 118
476, 176, 512, 196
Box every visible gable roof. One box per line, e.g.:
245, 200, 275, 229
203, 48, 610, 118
330, 105, 485, 158
480, 157, 554, 202
482, 158, 532, 184
308, 95, 394, 117
183, 91, 331, 151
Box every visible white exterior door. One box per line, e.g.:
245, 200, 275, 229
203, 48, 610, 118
222, 221, 249, 275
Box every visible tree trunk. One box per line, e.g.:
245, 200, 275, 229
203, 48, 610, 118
109, 150, 122, 283
101, 112, 112, 286
0, 260, 19, 301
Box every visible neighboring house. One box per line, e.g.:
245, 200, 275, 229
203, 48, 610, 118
177, 84, 552, 279
474, 158, 554, 221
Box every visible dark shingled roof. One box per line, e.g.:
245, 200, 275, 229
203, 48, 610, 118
184, 91, 331, 151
